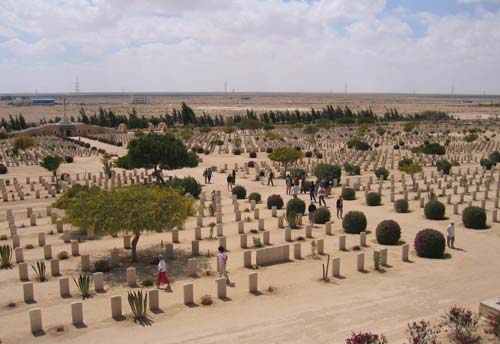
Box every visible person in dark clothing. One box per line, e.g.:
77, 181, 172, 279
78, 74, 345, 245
300, 175, 307, 194
308, 203, 317, 225
227, 174, 233, 191
207, 168, 212, 183
232, 169, 236, 185
309, 181, 317, 203
267, 169, 274, 186
336, 195, 343, 219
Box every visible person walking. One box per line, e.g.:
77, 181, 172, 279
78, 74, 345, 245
300, 175, 307, 194
207, 168, 212, 184
309, 181, 317, 203
308, 202, 317, 225
267, 169, 274, 186
156, 255, 171, 290
232, 169, 236, 185
203, 169, 208, 184
446, 222, 455, 248
217, 246, 230, 284
318, 185, 327, 206
336, 195, 343, 219
292, 182, 299, 198
226, 174, 233, 191
259, 170, 265, 185
285, 174, 292, 195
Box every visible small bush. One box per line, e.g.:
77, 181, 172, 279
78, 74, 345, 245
424, 200, 446, 220
313, 207, 331, 224
248, 192, 262, 203
305, 151, 313, 158
342, 187, 356, 200
64, 156, 74, 163
170, 176, 202, 198
342, 211, 367, 234
394, 199, 409, 213
200, 294, 213, 306
414, 228, 445, 258
366, 192, 381, 206
25, 244, 34, 249
376, 220, 401, 245
233, 148, 242, 155
142, 279, 154, 287
57, 251, 69, 260
248, 161, 255, 168
374, 167, 389, 180
462, 206, 487, 229
0, 163, 8, 174
232, 185, 247, 199
267, 194, 284, 209
345, 332, 387, 344
0, 235, 7, 241
441, 306, 481, 344
286, 198, 306, 217
94, 259, 111, 273
249, 151, 257, 158
266, 147, 273, 153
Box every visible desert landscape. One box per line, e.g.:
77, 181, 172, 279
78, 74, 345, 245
1, 113, 500, 344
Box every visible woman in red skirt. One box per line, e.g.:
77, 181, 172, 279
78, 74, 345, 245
156, 255, 171, 290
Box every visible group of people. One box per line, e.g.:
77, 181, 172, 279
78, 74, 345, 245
202, 168, 213, 184
155, 245, 230, 290
258, 169, 275, 186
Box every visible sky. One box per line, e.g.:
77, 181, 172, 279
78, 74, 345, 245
0, 0, 499, 94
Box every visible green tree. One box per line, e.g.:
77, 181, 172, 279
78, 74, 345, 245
268, 147, 304, 174
398, 159, 422, 191
40, 156, 64, 177
13, 136, 35, 153
60, 185, 195, 262
118, 133, 198, 183
314, 163, 342, 183
436, 159, 452, 175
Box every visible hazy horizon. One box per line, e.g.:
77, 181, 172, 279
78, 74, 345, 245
1, 0, 500, 94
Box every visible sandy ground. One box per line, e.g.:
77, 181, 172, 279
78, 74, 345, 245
0, 136, 499, 344
1, 93, 500, 124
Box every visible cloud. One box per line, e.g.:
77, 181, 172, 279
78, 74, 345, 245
0, 0, 499, 93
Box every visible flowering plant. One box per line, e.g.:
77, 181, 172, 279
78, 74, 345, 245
441, 306, 480, 344
484, 313, 500, 339
405, 320, 441, 344
345, 332, 388, 344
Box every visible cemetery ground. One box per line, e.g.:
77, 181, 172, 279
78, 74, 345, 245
1, 128, 500, 344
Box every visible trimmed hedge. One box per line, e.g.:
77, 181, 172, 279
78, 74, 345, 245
248, 192, 262, 204
232, 185, 247, 199
267, 194, 284, 209
286, 198, 306, 217
424, 200, 446, 220
313, 207, 331, 224
462, 206, 487, 229
366, 192, 381, 206
376, 220, 401, 245
342, 187, 356, 200
342, 211, 367, 234
394, 199, 409, 213
414, 228, 446, 258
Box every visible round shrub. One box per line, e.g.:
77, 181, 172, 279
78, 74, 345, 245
366, 192, 381, 206
394, 198, 409, 213
342, 187, 356, 200
170, 176, 202, 198
248, 192, 262, 204
266, 147, 273, 153
374, 167, 389, 180
94, 259, 111, 273
233, 148, 242, 155
57, 251, 69, 260
286, 198, 306, 217
249, 152, 257, 158
393, 144, 400, 150
267, 194, 284, 209
376, 220, 401, 245
305, 151, 313, 158
64, 156, 74, 163
0, 163, 7, 174
313, 207, 331, 224
462, 206, 487, 229
232, 185, 247, 199
424, 200, 446, 220
248, 161, 255, 168
342, 211, 367, 234
196, 147, 204, 153
414, 228, 446, 258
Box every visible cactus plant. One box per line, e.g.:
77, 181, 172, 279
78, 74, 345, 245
284, 211, 299, 229
0, 244, 13, 269
32, 261, 47, 282
73, 274, 92, 299
128, 290, 148, 320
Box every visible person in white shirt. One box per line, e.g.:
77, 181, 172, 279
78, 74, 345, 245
217, 246, 230, 284
446, 222, 455, 249
156, 255, 171, 290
